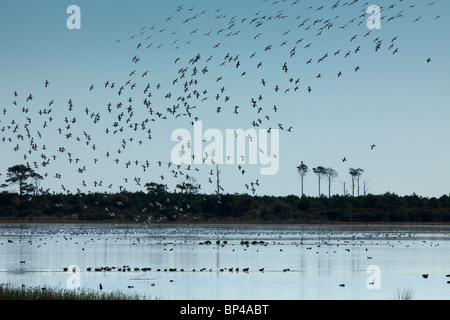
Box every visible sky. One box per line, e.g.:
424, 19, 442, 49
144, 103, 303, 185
0, 0, 449, 198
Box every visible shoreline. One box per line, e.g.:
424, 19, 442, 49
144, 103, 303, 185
1, 218, 449, 228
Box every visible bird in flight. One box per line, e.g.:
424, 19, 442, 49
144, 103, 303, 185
1, 0, 443, 197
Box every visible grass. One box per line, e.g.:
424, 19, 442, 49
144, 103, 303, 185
0, 283, 147, 300
395, 286, 415, 300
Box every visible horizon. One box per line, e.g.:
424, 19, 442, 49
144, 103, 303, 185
1, 0, 449, 199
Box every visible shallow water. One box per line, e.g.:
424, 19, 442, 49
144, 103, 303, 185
0, 223, 449, 300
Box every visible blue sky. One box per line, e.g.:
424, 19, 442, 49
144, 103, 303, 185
1, 0, 449, 198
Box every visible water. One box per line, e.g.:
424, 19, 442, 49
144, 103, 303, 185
0, 223, 449, 300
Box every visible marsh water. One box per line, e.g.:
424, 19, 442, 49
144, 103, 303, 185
0, 223, 449, 300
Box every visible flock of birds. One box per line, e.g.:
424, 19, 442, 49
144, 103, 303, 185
2, 225, 450, 293
1, 0, 442, 198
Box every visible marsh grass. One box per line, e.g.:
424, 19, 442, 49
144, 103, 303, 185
395, 286, 415, 300
0, 283, 146, 300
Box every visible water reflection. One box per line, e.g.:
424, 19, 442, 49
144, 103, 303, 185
0, 224, 449, 299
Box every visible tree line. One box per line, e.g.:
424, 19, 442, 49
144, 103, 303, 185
1, 164, 449, 223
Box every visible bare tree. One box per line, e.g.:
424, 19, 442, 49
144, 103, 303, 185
340, 180, 348, 196
312, 166, 327, 197
216, 164, 221, 196
324, 168, 338, 198
296, 161, 309, 197
363, 179, 370, 196
356, 168, 364, 196
349, 168, 357, 196
32, 174, 42, 198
